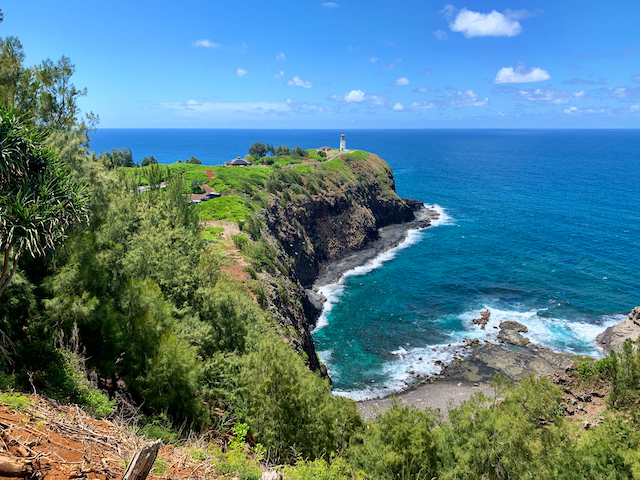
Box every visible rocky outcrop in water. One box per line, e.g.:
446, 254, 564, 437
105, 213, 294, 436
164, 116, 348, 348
497, 321, 530, 346
472, 310, 491, 329
595, 307, 640, 354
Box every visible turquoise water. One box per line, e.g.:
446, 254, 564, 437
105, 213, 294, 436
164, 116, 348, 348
92, 129, 640, 399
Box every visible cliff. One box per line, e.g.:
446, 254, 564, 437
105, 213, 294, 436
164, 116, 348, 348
262, 151, 415, 286
245, 151, 421, 373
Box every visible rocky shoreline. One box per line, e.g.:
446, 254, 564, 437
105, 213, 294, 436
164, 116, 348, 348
311, 202, 438, 290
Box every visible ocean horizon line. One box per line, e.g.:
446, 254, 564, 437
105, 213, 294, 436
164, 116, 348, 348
94, 127, 640, 131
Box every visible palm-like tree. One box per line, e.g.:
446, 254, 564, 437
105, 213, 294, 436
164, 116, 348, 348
0, 108, 87, 295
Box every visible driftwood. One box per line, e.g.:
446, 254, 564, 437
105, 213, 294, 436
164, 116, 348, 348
0, 454, 35, 477
122, 439, 162, 480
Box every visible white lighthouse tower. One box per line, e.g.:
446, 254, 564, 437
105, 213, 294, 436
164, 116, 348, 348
339, 133, 346, 152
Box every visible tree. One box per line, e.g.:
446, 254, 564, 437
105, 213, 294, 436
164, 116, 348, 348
35, 56, 88, 130
248, 142, 267, 157
0, 108, 88, 295
275, 145, 290, 156
293, 145, 306, 157
186, 156, 201, 164
267, 143, 275, 156
141, 155, 158, 167
98, 148, 134, 169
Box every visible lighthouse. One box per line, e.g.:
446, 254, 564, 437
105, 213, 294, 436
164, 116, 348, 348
339, 133, 346, 152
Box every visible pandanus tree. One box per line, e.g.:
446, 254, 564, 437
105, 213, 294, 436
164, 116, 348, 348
0, 108, 88, 295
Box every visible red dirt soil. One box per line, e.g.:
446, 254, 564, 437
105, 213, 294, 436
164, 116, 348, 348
0, 395, 221, 480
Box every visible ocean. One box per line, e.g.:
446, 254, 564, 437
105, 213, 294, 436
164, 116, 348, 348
91, 129, 640, 399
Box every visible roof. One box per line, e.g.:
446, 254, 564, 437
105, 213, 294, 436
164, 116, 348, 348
225, 156, 253, 166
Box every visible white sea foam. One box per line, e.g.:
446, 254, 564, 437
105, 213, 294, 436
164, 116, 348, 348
335, 306, 625, 400
460, 305, 623, 357
428, 204, 455, 227
313, 205, 453, 334
331, 341, 470, 401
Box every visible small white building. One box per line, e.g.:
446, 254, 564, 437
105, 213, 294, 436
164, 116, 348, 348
339, 133, 346, 152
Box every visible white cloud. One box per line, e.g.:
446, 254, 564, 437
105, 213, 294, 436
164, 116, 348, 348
565, 78, 607, 86
493, 86, 587, 104
322, 2, 338, 7
494, 63, 550, 84
329, 90, 391, 107
370, 56, 378, 63
433, 30, 448, 41
393, 103, 404, 111
599, 86, 640, 100
163, 101, 291, 115
345, 90, 365, 102
393, 77, 410, 86
412, 86, 429, 94
447, 89, 488, 107
236, 68, 248, 77
563, 106, 607, 115
276, 53, 286, 61
410, 99, 436, 111
274, 70, 284, 78
440, 5, 457, 20
449, 8, 522, 38
193, 39, 222, 49
287, 76, 313, 89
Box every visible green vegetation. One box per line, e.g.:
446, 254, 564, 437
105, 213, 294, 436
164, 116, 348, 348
0, 391, 31, 412
7, 33, 640, 480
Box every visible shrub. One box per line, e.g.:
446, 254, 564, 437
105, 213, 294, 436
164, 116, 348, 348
348, 399, 440, 479
240, 333, 362, 462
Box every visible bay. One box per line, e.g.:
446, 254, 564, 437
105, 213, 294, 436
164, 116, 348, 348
91, 128, 640, 399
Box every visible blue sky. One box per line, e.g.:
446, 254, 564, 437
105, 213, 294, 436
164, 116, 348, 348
3, 1, 639, 128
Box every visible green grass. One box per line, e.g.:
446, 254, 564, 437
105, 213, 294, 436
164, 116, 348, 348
0, 392, 32, 412
202, 226, 225, 245
198, 196, 253, 222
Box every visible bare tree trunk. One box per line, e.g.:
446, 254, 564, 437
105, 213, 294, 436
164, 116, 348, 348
0, 454, 35, 477
0, 248, 20, 297
122, 439, 162, 480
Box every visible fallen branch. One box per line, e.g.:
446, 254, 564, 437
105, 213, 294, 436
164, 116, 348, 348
0, 453, 37, 477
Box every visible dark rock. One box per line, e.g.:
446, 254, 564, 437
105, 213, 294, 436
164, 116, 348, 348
499, 321, 528, 333
472, 310, 491, 330
576, 393, 593, 403
497, 320, 530, 346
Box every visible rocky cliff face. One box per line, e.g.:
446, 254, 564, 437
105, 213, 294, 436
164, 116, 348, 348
255, 152, 417, 373
263, 152, 414, 287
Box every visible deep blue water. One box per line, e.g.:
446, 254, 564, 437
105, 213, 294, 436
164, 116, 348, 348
91, 129, 640, 399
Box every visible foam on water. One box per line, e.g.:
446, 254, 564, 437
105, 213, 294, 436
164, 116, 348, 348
333, 305, 624, 400
332, 342, 465, 400
428, 204, 455, 227
313, 207, 454, 333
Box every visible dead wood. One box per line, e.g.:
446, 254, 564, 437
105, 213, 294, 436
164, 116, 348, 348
122, 439, 162, 480
0, 453, 36, 477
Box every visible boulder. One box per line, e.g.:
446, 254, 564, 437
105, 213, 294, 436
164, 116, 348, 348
595, 307, 640, 354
